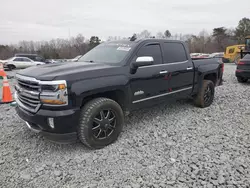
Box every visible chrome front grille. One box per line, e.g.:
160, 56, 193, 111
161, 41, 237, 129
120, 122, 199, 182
15, 74, 41, 113
17, 79, 40, 91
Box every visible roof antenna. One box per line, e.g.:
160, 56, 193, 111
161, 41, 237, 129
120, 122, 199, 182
130, 34, 137, 41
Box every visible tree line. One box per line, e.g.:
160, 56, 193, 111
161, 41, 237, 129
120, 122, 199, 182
0, 17, 249, 60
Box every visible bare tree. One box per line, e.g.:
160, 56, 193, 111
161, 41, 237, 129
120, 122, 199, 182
71, 34, 88, 54
137, 30, 151, 38
156, 32, 165, 39
1, 18, 249, 59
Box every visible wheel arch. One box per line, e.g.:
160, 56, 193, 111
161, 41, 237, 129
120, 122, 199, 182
80, 88, 129, 111
203, 73, 218, 85
7, 64, 16, 69
193, 69, 218, 95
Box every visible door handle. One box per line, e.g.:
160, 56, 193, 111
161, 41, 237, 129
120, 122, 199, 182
159, 70, 168, 74
187, 67, 193, 70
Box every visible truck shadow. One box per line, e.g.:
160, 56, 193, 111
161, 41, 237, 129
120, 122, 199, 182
13, 97, 197, 156
23, 98, 195, 153
123, 98, 195, 130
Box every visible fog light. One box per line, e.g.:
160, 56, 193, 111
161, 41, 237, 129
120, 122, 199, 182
48, 118, 55, 129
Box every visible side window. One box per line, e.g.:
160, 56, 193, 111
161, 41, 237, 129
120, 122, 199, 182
13, 58, 23, 61
246, 39, 250, 49
229, 48, 235, 54
137, 44, 162, 64
246, 39, 250, 45
23, 58, 31, 62
163, 42, 188, 63
27, 56, 35, 61
35, 56, 43, 61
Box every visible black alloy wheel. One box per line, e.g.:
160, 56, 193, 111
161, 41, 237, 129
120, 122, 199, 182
77, 97, 124, 149
92, 109, 116, 140
194, 80, 215, 108
204, 85, 213, 104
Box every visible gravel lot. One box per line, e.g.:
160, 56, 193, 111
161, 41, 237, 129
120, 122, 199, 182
1, 64, 250, 188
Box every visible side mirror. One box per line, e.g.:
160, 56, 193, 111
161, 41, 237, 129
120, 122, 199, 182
130, 56, 154, 74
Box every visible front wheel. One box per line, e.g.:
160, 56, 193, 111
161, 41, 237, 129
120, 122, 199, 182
237, 77, 248, 83
7, 64, 16, 71
77, 97, 124, 149
194, 80, 215, 108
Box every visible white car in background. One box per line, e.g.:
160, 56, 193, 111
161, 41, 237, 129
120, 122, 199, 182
1, 57, 45, 70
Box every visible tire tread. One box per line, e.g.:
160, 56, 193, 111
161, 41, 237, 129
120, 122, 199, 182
77, 97, 124, 149
194, 80, 214, 108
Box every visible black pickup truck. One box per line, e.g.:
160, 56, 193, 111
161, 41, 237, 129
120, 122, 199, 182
14, 38, 224, 149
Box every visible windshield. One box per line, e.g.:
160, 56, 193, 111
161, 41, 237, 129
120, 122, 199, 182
78, 42, 134, 64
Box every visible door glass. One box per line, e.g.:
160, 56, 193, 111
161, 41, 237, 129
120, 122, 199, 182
246, 39, 250, 50
13, 58, 23, 61
137, 44, 163, 64
23, 58, 31, 62
163, 42, 188, 63
229, 48, 235, 54
35, 56, 43, 61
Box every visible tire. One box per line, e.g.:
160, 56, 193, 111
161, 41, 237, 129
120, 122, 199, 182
237, 77, 248, 83
194, 80, 215, 108
77, 97, 124, 149
7, 65, 16, 71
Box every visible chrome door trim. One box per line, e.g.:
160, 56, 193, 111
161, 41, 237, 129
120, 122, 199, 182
132, 86, 193, 104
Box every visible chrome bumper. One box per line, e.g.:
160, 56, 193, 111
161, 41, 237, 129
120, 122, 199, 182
14, 92, 41, 113
25, 122, 41, 133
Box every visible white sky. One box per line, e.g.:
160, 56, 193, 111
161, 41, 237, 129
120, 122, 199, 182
0, 0, 250, 44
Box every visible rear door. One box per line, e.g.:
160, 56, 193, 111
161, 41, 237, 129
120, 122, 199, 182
22, 57, 34, 68
162, 41, 194, 98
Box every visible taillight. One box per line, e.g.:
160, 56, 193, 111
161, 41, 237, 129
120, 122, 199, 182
222, 63, 224, 72
238, 61, 245, 65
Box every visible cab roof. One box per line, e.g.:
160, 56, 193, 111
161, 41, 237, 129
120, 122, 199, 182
105, 38, 184, 45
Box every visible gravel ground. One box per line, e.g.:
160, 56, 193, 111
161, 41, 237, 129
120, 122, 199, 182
1, 64, 250, 188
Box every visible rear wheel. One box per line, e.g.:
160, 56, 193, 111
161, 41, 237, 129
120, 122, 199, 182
237, 77, 248, 83
77, 97, 124, 149
194, 80, 215, 108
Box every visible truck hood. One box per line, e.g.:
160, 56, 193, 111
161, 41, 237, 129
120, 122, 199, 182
16, 62, 115, 81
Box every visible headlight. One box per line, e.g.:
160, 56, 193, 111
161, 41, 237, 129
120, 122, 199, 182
41, 83, 66, 92
39, 81, 68, 106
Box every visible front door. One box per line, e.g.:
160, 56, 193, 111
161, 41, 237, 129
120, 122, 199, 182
129, 42, 170, 109
12, 57, 24, 69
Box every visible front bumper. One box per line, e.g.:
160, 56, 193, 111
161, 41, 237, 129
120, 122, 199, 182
15, 105, 80, 144
3, 64, 8, 69
235, 69, 250, 78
